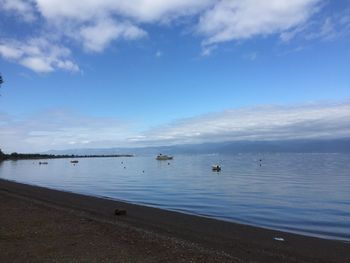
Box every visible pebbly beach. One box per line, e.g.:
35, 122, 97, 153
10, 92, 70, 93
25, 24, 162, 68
0, 178, 349, 262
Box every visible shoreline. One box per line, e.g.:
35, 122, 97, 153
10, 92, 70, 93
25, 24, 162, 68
0, 154, 134, 161
1, 178, 349, 262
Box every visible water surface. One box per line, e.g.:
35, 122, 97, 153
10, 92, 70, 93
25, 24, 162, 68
1, 153, 349, 241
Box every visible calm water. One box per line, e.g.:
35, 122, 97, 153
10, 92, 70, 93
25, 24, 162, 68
1, 153, 349, 241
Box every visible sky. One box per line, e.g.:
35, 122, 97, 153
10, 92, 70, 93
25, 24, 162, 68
0, 0, 350, 153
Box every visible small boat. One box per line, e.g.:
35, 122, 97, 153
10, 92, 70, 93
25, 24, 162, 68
39, 161, 48, 165
70, 160, 79, 164
156, 154, 173, 160
212, 164, 221, 171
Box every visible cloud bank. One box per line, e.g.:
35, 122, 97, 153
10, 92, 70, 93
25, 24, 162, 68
0, 109, 137, 152
1, 0, 340, 73
0, 102, 349, 152
129, 101, 350, 146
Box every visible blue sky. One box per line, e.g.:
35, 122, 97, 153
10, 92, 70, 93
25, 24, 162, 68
0, 0, 350, 152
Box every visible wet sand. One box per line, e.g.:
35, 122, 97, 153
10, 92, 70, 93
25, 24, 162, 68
1, 178, 349, 262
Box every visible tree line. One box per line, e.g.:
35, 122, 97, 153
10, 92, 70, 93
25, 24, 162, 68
0, 149, 133, 161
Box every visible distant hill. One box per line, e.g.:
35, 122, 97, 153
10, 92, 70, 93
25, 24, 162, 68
44, 138, 350, 155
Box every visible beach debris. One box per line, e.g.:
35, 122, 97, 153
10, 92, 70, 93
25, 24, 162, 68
114, 209, 127, 216
273, 237, 285, 242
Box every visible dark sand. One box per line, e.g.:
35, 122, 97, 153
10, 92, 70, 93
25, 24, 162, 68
1, 179, 349, 262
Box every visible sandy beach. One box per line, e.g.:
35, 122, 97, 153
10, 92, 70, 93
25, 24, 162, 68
0, 178, 349, 263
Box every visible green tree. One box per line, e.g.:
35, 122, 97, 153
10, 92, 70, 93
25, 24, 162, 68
0, 149, 6, 160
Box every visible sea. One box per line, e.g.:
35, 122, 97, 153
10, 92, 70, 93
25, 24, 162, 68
0, 153, 349, 241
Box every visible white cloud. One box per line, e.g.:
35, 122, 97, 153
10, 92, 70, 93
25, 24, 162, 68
20, 56, 54, 73
197, 0, 321, 46
306, 17, 337, 41
34, 0, 214, 23
0, 1, 343, 70
32, 0, 210, 55
201, 45, 217, 56
79, 19, 147, 52
0, 0, 36, 22
0, 109, 136, 152
33, 0, 321, 46
0, 44, 23, 59
1, 102, 349, 152
280, 24, 309, 42
305, 14, 350, 41
281, 10, 350, 43
129, 102, 350, 146
0, 38, 79, 73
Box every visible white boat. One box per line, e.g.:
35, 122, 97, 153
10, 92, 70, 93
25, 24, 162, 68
212, 164, 221, 171
156, 154, 173, 160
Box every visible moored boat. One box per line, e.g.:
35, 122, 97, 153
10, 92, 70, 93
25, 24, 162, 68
156, 154, 173, 160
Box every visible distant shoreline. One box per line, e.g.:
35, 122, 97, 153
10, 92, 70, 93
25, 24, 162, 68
0, 178, 349, 262
0, 153, 134, 161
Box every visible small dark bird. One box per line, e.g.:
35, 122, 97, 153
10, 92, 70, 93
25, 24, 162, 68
114, 209, 127, 216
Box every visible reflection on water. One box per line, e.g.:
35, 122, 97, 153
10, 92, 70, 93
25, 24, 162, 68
1, 153, 349, 241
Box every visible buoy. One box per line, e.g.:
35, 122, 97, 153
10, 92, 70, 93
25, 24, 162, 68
212, 165, 221, 171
